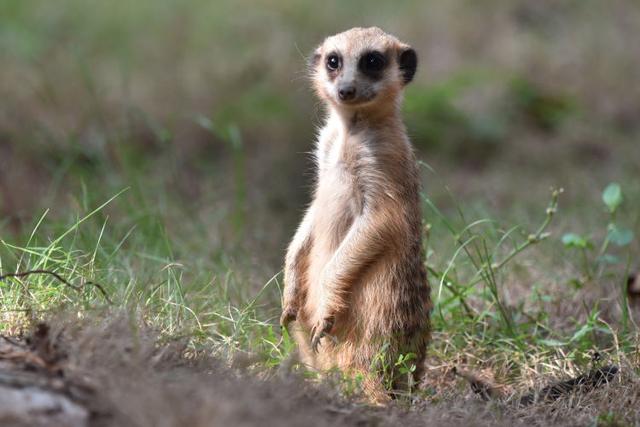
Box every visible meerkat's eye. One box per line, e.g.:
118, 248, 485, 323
359, 51, 387, 78
326, 53, 341, 71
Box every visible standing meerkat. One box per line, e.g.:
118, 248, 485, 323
281, 27, 431, 402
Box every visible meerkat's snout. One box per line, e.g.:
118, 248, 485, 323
338, 84, 356, 101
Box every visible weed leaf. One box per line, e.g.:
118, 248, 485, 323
596, 254, 621, 265
540, 339, 566, 347
607, 225, 634, 246
561, 233, 590, 249
602, 183, 623, 213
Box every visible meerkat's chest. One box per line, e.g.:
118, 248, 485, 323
317, 134, 367, 205
318, 128, 371, 178
311, 133, 367, 248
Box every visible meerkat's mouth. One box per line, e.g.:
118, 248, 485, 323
336, 93, 377, 107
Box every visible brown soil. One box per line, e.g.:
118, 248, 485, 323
0, 315, 632, 427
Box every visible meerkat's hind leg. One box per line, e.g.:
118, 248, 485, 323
357, 371, 392, 406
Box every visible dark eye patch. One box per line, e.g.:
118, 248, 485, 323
358, 51, 387, 80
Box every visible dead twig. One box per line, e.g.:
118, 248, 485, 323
453, 366, 506, 400
0, 270, 112, 304
455, 364, 619, 406
518, 365, 619, 406
1, 335, 22, 346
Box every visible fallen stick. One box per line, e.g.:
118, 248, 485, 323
0, 270, 112, 304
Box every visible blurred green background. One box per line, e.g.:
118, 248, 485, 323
1, 0, 639, 276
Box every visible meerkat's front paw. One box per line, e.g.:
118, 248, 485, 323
310, 316, 335, 353
280, 306, 297, 331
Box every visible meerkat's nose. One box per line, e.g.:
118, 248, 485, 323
338, 85, 356, 101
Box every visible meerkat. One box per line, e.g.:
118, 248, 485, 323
280, 27, 431, 402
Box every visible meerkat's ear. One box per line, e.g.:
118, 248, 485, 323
398, 46, 418, 85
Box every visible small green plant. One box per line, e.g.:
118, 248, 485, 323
394, 352, 418, 395
562, 183, 635, 287
426, 185, 562, 342
366, 342, 418, 398
338, 370, 365, 399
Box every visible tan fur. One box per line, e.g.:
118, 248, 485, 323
281, 27, 431, 403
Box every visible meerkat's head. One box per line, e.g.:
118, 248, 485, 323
310, 27, 417, 111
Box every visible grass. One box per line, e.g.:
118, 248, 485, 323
0, 177, 636, 394
1, 0, 640, 424
0, 158, 638, 425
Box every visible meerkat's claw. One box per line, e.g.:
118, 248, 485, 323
279, 307, 297, 331
311, 328, 324, 353
310, 317, 334, 353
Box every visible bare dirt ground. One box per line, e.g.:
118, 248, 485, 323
0, 314, 632, 427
